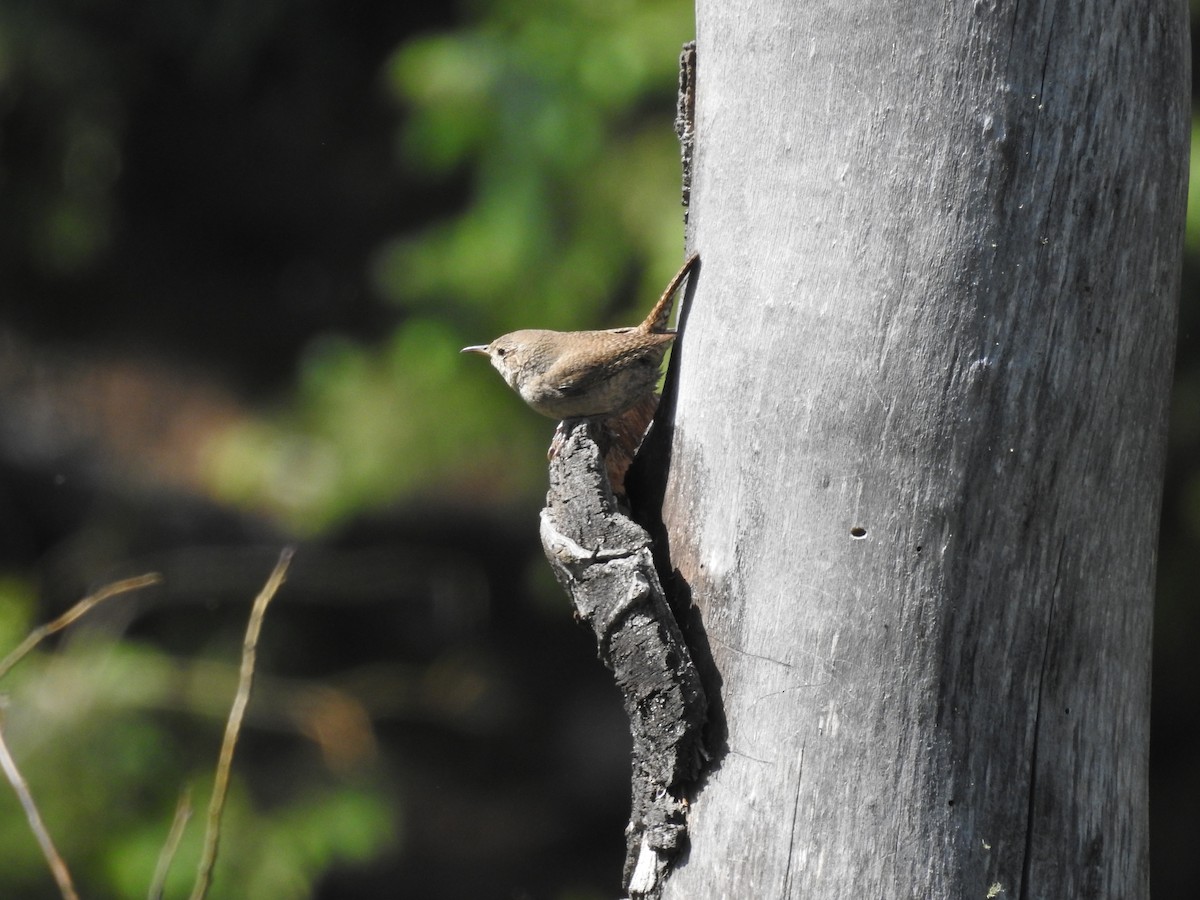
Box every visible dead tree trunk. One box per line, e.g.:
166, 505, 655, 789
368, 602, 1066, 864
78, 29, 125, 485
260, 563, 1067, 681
656, 1, 1189, 896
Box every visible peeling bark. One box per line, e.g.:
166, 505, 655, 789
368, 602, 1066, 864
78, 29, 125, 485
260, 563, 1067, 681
540, 419, 706, 898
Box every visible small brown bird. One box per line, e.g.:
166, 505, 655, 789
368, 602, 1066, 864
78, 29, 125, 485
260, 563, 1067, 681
462, 253, 698, 419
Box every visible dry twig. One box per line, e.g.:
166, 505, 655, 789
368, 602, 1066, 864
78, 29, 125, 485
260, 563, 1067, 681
188, 547, 294, 900
0, 571, 162, 900
0, 714, 79, 900
0, 573, 163, 681
148, 786, 194, 900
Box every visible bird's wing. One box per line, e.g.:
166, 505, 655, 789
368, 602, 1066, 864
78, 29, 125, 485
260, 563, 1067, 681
548, 334, 673, 397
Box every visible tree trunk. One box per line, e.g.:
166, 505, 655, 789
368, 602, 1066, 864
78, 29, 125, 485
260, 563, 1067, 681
657, 1, 1189, 896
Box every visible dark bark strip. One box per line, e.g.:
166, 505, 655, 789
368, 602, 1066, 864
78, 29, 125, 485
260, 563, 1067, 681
675, 41, 696, 213
540, 419, 706, 898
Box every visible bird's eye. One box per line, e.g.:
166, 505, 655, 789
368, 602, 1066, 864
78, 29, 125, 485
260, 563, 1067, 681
495, 347, 507, 357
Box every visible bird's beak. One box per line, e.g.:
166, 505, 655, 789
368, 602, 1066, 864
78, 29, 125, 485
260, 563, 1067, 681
460, 345, 490, 355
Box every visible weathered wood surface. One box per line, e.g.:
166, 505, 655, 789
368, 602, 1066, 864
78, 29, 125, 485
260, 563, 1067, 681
539, 419, 706, 898
657, 1, 1189, 897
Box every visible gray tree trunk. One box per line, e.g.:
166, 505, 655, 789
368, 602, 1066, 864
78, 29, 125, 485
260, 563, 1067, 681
658, 1, 1189, 897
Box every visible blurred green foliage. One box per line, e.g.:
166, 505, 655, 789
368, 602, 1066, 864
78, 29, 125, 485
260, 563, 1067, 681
1172, 118, 1200, 554
0, 1, 122, 277
0, 1, 695, 895
0, 578, 395, 899
205, 0, 695, 531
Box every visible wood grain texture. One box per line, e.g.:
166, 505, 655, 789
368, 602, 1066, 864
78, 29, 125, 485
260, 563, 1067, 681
540, 419, 706, 897
658, 1, 1189, 896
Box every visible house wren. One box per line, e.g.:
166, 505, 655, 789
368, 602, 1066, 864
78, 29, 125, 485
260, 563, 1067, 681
461, 253, 698, 419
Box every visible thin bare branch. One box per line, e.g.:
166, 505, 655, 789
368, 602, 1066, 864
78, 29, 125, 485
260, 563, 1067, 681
0, 714, 79, 900
188, 546, 294, 900
148, 786, 194, 900
0, 573, 163, 681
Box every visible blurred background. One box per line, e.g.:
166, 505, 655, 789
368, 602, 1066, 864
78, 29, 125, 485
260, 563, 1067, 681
0, 1, 1194, 898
